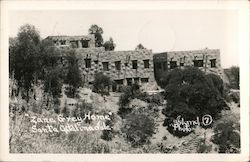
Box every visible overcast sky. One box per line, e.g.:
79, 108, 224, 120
9, 10, 239, 68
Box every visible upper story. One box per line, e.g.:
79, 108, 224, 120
153, 48, 223, 78
45, 35, 95, 49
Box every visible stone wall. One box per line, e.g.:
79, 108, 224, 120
153, 49, 223, 80
46, 35, 95, 48
75, 48, 155, 85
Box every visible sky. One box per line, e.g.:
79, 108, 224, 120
9, 10, 239, 68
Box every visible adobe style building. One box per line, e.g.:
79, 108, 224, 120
46, 35, 222, 86
153, 49, 223, 80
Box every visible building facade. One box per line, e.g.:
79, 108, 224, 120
46, 35, 95, 49
153, 49, 223, 80
47, 35, 223, 87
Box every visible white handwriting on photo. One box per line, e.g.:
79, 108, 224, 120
170, 115, 213, 132
26, 112, 112, 134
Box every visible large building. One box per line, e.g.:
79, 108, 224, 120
47, 35, 223, 86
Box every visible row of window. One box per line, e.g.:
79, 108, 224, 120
84, 59, 150, 71
156, 59, 217, 70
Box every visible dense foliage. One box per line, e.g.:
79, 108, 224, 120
161, 67, 227, 137
212, 121, 240, 153
92, 72, 112, 95
103, 37, 116, 51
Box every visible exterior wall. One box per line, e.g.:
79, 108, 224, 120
153, 49, 223, 79
75, 48, 155, 85
46, 35, 95, 48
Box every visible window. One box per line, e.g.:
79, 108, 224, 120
180, 62, 184, 66
115, 61, 121, 70
115, 79, 124, 85
193, 60, 203, 67
210, 59, 216, 68
141, 78, 149, 83
143, 60, 150, 68
134, 78, 139, 84
85, 59, 91, 68
60, 40, 66, 45
81, 40, 89, 48
102, 62, 109, 71
132, 60, 138, 69
94, 60, 98, 64
126, 78, 132, 86
170, 61, 177, 69
70, 41, 78, 48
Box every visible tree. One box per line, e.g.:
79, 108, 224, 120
64, 50, 82, 98
135, 43, 146, 50
9, 24, 41, 100
161, 67, 227, 137
103, 37, 116, 51
88, 24, 104, 47
92, 72, 112, 95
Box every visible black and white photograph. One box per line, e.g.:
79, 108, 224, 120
0, 0, 249, 161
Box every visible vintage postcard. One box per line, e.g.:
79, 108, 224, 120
0, 0, 249, 161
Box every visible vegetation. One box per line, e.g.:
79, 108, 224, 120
103, 37, 116, 51
121, 111, 156, 147
212, 121, 240, 153
161, 67, 228, 137
92, 72, 112, 95
88, 24, 104, 47
224, 66, 239, 89
135, 43, 146, 50
64, 50, 82, 98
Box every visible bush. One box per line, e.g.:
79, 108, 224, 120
196, 138, 212, 153
121, 111, 156, 147
117, 84, 140, 118
211, 121, 240, 153
161, 67, 227, 137
101, 112, 116, 141
93, 72, 112, 95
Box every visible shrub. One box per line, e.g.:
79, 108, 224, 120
101, 112, 116, 141
121, 111, 156, 147
117, 84, 140, 118
93, 72, 112, 95
211, 121, 240, 153
161, 67, 228, 137
196, 138, 212, 153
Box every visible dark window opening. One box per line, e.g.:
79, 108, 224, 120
94, 60, 98, 64
115, 79, 124, 85
210, 59, 216, 68
170, 61, 177, 69
193, 60, 203, 67
60, 40, 66, 45
141, 78, 149, 83
85, 59, 91, 68
126, 78, 132, 86
163, 61, 168, 70
81, 40, 89, 48
132, 60, 138, 69
70, 41, 78, 48
134, 78, 139, 84
180, 62, 184, 66
115, 61, 121, 70
102, 62, 109, 71
143, 60, 150, 68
